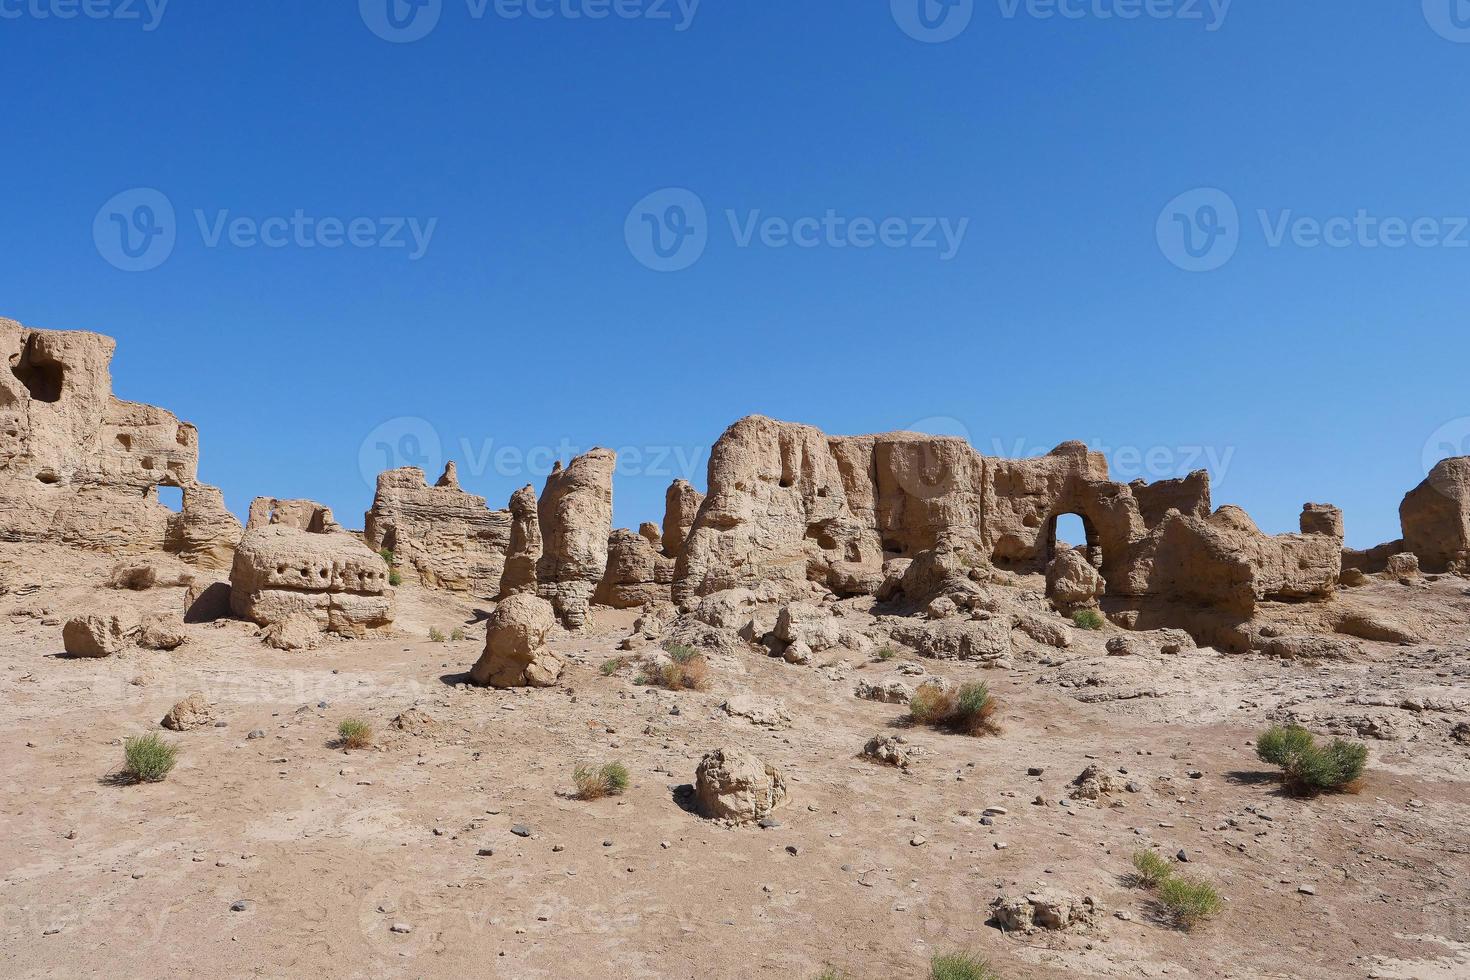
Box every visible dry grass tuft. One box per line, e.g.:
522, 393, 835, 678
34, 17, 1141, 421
573, 761, 631, 800
337, 718, 373, 750
908, 681, 999, 736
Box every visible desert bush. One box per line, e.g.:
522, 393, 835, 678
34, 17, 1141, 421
1131, 849, 1173, 888
450, 627, 466, 642
876, 644, 898, 661
337, 718, 373, 750
1071, 609, 1105, 630
1157, 875, 1223, 929
929, 951, 999, 980
1256, 724, 1366, 795
600, 656, 627, 677
908, 682, 999, 736
121, 733, 177, 783
812, 970, 852, 980
428, 627, 446, 643
573, 761, 630, 800
378, 549, 402, 586
636, 645, 710, 691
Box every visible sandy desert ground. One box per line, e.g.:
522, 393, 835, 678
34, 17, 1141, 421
4, 541, 1469, 980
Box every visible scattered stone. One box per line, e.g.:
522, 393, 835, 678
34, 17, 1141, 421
160, 693, 213, 732
694, 747, 788, 824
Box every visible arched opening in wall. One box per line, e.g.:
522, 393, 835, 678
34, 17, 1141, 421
1046, 511, 1102, 569
156, 485, 183, 512
10, 341, 64, 403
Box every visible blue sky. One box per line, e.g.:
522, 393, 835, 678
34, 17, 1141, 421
2, 1, 1467, 548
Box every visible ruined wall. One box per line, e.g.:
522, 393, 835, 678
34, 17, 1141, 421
535, 449, 615, 629
673, 415, 1341, 617
0, 319, 240, 563
1400, 457, 1470, 573
363, 464, 511, 597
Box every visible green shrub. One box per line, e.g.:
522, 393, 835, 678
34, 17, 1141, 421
450, 627, 466, 642
1131, 849, 1173, 888
1157, 875, 1224, 929
929, 951, 999, 980
378, 549, 402, 586
337, 718, 373, 750
428, 627, 446, 643
876, 644, 898, 661
122, 733, 177, 783
1255, 724, 1315, 766
1256, 724, 1366, 795
812, 970, 852, 980
600, 656, 627, 677
908, 682, 999, 736
573, 761, 631, 800
665, 643, 699, 664
1071, 609, 1105, 630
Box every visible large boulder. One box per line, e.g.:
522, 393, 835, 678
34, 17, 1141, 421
693, 747, 789, 824
62, 613, 134, 657
536, 450, 615, 629
229, 515, 394, 639
1045, 549, 1104, 610
470, 594, 563, 688
138, 611, 188, 651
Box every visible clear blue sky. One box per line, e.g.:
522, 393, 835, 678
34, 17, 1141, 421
3, 1, 1466, 549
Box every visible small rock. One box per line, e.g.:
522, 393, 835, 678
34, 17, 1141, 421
1176, 849, 1190, 863
230, 900, 252, 912
1298, 884, 1316, 895
511, 825, 533, 838
390, 923, 412, 934
247, 729, 265, 739
757, 818, 782, 830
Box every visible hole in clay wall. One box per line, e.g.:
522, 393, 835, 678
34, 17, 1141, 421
1054, 513, 1087, 548
156, 485, 183, 512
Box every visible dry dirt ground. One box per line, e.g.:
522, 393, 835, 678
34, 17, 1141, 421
3, 542, 1469, 979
